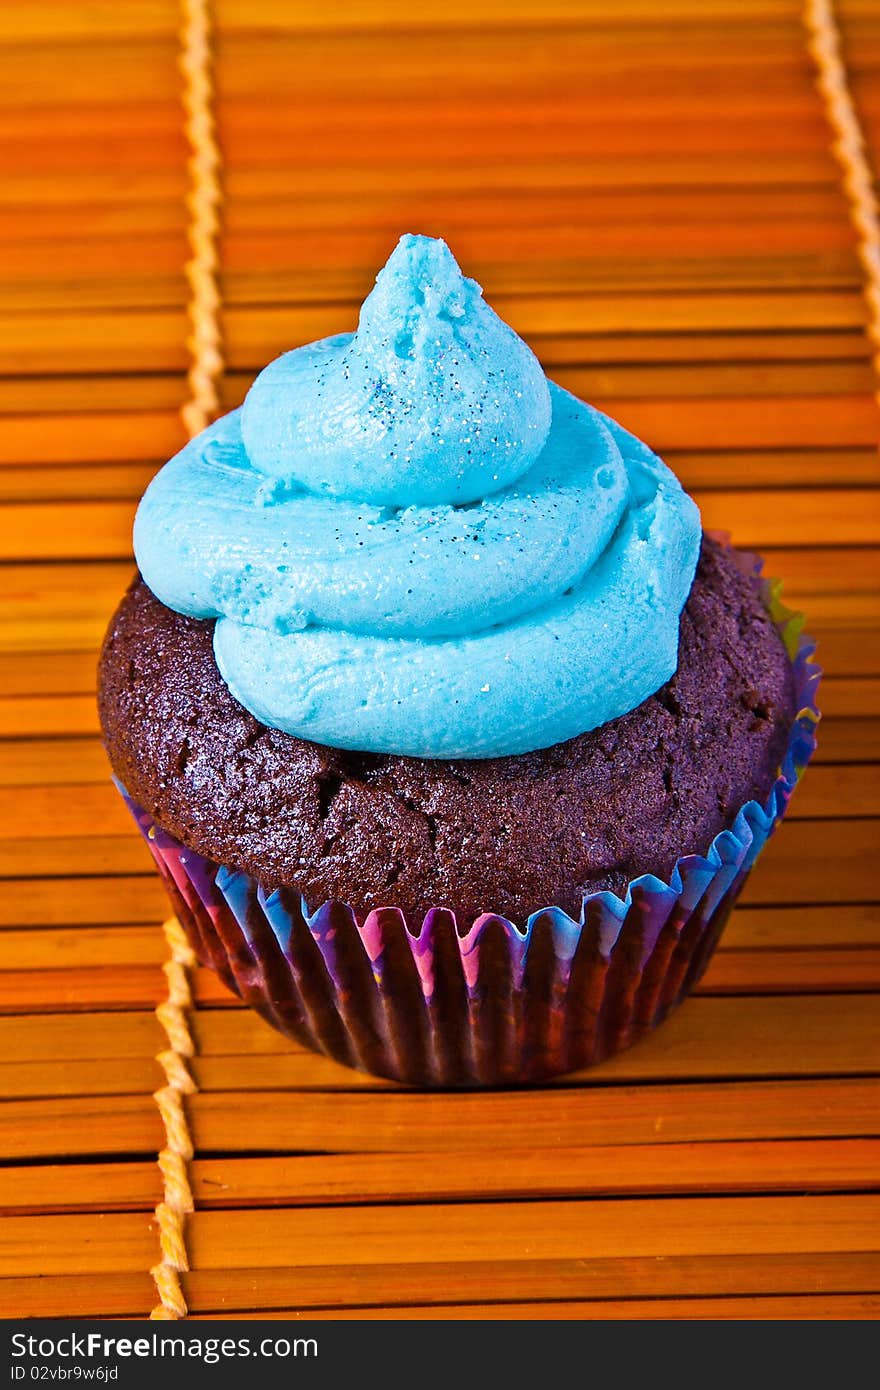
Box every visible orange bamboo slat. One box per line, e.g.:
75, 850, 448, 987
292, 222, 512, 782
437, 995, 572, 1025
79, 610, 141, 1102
0, 942, 878, 1016
0, 695, 102, 737
0, 0, 878, 1322
4, 1075, 880, 1162
1, 992, 877, 1075
0, 892, 876, 947
737, 819, 880, 904
9, 1051, 466, 1101
2, 1251, 878, 1320
0, 190, 859, 245
1, 1, 876, 46
0, 465, 158, 505
723, 902, 880, 948
1, 265, 868, 322
820, 678, 880, 715
3, 1138, 878, 1216
3, 1194, 877, 1280
0, 356, 867, 419
0, 650, 102, 696
0, 738, 113, 787
200, 1293, 879, 1318
0, 293, 873, 379
0, 876, 184, 927
187, 1193, 880, 1270
0, 362, 874, 420
0, 358, 873, 411
0, 232, 868, 282
195, 993, 880, 1078
0, 411, 185, 466
0, 42, 850, 114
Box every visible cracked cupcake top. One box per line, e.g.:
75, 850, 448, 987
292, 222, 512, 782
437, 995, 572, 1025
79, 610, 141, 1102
134, 234, 701, 759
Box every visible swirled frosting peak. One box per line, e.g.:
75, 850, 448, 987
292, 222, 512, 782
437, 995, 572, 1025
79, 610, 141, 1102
241, 233, 551, 507
134, 234, 701, 759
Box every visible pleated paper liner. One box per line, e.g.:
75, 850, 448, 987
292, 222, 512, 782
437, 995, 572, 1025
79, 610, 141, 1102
119, 541, 820, 1087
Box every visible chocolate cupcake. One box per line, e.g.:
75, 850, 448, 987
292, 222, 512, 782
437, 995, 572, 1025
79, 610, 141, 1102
98, 235, 819, 1085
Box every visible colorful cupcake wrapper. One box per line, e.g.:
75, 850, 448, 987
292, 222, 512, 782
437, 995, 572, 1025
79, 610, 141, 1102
119, 540, 820, 1086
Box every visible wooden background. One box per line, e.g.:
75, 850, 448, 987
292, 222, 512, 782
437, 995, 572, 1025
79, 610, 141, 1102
1, 0, 879, 1319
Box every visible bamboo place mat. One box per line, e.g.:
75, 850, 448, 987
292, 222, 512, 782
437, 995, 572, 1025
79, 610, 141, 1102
1, 0, 879, 1321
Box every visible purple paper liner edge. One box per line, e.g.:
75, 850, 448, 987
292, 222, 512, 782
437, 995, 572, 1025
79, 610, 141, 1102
118, 544, 821, 1086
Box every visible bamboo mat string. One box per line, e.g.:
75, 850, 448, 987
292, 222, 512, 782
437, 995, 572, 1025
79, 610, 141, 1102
150, 919, 198, 1320
179, 0, 224, 437
147, 0, 224, 1320
804, 0, 880, 408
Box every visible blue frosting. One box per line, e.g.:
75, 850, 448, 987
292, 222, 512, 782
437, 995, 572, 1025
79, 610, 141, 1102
134, 234, 701, 759
240, 235, 551, 507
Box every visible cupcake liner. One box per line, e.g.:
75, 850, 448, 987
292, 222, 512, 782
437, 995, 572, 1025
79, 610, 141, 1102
119, 541, 820, 1086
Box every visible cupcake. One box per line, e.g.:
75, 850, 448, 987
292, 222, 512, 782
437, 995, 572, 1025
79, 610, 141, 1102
98, 234, 819, 1086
